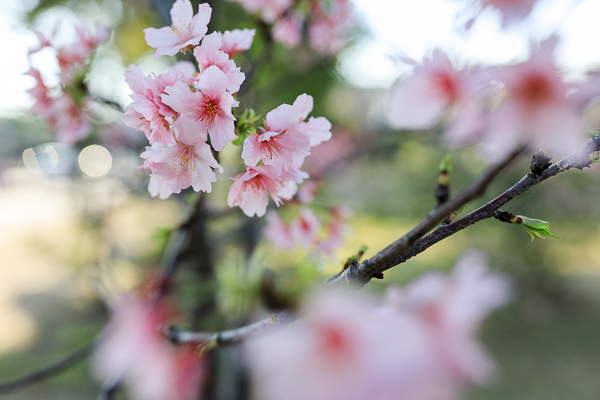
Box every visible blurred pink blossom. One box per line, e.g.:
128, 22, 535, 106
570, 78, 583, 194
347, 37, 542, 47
460, 0, 538, 29
484, 37, 588, 156
91, 298, 203, 400
272, 14, 303, 48
264, 211, 294, 249
290, 207, 321, 247
144, 0, 212, 58
227, 165, 283, 217
218, 29, 256, 57
247, 251, 509, 400
386, 50, 485, 143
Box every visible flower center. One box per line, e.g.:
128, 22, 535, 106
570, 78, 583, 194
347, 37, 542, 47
262, 134, 284, 159
170, 19, 189, 36
168, 146, 195, 175
200, 99, 219, 124
514, 73, 554, 107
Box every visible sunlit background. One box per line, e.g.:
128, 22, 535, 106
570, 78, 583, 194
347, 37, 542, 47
2, 0, 600, 399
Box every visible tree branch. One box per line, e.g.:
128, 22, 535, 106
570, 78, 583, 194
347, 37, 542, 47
165, 312, 289, 347
0, 343, 92, 394
327, 135, 600, 288
325, 145, 527, 288
384, 135, 600, 269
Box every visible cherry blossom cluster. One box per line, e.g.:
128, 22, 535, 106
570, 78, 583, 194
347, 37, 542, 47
91, 297, 203, 400
247, 251, 510, 400
123, 0, 251, 198
229, 0, 355, 55
228, 93, 333, 217
386, 36, 600, 158
26, 22, 108, 143
264, 205, 351, 261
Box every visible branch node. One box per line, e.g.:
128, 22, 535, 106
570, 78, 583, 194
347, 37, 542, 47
529, 150, 553, 177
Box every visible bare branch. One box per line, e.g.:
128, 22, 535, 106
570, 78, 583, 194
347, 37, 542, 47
0, 343, 92, 394
166, 312, 290, 347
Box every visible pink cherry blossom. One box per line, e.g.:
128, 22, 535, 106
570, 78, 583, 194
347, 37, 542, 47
387, 50, 485, 143
484, 37, 587, 157
242, 103, 311, 172
126, 63, 197, 145
193, 32, 245, 93
144, 0, 212, 58
272, 14, 303, 48
227, 165, 283, 217
292, 94, 333, 146
140, 115, 223, 198
91, 298, 203, 400
218, 29, 256, 57
162, 65, 237, 151
297, 180, 318, 204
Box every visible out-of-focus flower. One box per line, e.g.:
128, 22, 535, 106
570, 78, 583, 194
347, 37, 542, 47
386, 50, 485, 144
140, 115, 223, 198
162, 66, 238, 151
144, 0, 212, 58
264, 211, 294, 249
227, 165, 283, 217
484, 36, 588, 156
272, 14, 303, 48
193, 32, 245, 93
218, 29, 256, 57
246, 251, 510, 400
53, 95, 92, 144
91, 298, 203, 400
290, 207, 321, 247
459, 0, 538, 29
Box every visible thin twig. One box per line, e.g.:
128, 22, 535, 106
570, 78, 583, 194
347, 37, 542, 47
0, 343, 92, 394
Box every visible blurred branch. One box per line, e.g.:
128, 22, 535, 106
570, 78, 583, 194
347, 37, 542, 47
166, 312, 289, 347
0, 343, 92, 394
90, 94, 125, 113
327, 135, 600, 288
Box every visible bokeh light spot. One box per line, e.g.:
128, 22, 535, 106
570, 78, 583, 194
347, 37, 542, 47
78, 145, 112, 177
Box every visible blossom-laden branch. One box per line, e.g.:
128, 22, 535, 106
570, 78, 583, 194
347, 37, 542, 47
166, 134, 600, 349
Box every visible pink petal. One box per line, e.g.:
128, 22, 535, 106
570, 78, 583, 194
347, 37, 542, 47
265, 104, 301, 133
293, 93, 313, 121
161, 81, 201, 114
170, 0, 194, 26
190, 3, 212, 38
197, 65, 228, 98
